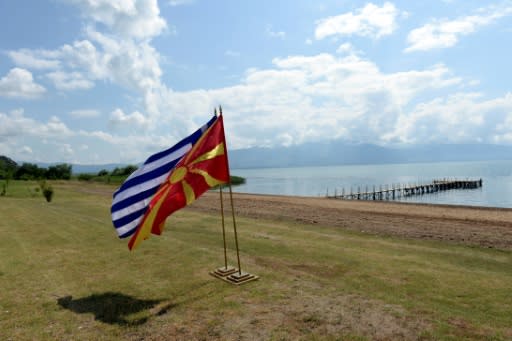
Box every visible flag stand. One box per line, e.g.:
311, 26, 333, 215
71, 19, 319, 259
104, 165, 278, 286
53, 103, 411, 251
211, 186, 237, 277
209, 107, 258, 285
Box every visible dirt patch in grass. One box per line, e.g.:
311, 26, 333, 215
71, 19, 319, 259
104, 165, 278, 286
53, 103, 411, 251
138, 290, 429, 341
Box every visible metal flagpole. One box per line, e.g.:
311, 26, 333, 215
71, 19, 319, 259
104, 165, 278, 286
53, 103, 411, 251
227, 167, 242, 275
219, 186, 228, 269
210, 108, 236, 278
220, 106, 258, 284
210, 106, 258, 285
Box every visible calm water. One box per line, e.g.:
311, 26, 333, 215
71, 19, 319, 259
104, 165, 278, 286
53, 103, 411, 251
232, 160, 512, 208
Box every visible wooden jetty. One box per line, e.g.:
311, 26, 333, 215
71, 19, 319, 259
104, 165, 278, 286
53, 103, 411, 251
327, 179, 482, 201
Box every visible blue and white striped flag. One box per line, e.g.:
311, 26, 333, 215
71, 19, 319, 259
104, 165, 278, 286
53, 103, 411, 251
111, 115, 217, 238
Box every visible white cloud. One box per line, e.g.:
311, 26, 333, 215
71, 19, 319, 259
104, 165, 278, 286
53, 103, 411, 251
266, 25, 286, 39
0, 107, 157, 163
46, 71, 95, 90
63, 0, 167, 40
0, 68, 46, 99
405, 4, 512, 52
59, 143, 75, 157
6, 49, 61, 70
383, 92, 512, 143
19, 146, 33, 155
336, 42, 361, 55
143, 53, 464, 148
0, 109, 73, 143
7, 0, 165, 129
69, 109, 100, 118
43, 116, 75, 138
109, 108, 150, 129
315, 2, 401, 40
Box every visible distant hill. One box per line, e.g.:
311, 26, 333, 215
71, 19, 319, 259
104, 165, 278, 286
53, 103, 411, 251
228, 143, 512, 169
9, 142, 512, 173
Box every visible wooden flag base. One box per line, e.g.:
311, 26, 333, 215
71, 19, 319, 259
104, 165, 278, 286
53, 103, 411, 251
226, 271, 258, 285
211, 265, 237, 277
210, 267, 259, 285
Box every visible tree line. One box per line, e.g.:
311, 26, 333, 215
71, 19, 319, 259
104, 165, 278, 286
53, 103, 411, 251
4, 163, 72, 180
77, 165, 138, 182
0, 156, 72, 180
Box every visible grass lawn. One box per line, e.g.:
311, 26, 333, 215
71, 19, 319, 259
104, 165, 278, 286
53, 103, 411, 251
0, 180, 511, 340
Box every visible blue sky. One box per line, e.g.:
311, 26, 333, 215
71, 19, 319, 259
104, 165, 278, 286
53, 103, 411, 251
1, 0, 512, 164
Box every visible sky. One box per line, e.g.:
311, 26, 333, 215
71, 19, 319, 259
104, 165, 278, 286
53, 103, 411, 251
1, 0, 512, 164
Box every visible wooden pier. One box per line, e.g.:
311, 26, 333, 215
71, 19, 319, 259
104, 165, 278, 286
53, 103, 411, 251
326, 179, 482, 201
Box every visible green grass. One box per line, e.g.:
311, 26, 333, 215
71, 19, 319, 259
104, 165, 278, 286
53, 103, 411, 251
0, 180, 511, 340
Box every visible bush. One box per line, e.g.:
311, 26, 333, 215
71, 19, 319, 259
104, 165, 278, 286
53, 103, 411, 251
230, 175, 246, 186
39, 180, 54, 203
78, 173, 94, 181
43, 187, 54, 202
111, 165, 138, 177
212, 175, 246, 190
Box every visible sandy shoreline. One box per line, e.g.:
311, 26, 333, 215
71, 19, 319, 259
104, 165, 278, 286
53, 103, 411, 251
189, 191, 512, 250
61, 181, 512, 250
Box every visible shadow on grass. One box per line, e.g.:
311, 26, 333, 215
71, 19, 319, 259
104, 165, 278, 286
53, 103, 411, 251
57, 292, 163, 325
57, 281, 214, 325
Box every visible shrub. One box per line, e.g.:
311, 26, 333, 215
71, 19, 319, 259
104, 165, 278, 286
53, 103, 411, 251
111, 165, 138, 177
43, 186, 54, 202
78, 173, 94, 181
212, 175, 246, 190
39, 180, 54, 203
230, 175, 246, 186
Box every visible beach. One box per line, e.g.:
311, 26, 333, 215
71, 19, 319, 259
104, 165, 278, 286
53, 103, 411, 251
190, 191, 512, 250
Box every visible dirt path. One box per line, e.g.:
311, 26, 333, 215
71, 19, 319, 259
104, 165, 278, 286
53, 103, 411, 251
189, 192, 512, 250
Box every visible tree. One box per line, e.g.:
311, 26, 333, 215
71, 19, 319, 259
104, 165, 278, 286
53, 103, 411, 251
15, 163, 45, 180
111, 165, 138, 177
0, 156, 18, 179
46, 164, 72, 180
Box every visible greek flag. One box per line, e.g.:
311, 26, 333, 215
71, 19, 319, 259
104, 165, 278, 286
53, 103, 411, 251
111, 115, 217, 238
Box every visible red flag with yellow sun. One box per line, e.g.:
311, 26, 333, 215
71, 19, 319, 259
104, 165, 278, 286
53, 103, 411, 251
128, 114, 230, 250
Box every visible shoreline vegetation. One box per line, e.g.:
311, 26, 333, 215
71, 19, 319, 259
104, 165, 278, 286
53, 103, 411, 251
75, 171, 246, 187
1, 180, 511, 340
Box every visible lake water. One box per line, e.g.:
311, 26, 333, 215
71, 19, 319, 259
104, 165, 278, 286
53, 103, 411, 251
232, 160, 512, 208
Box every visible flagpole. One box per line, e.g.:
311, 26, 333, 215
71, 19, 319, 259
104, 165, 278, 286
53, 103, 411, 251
228, 170, 242, 275
219, 106, 258, 284
215, 107, 229, 270
219, 186, 228, 269
217, 106, 242, 275
210, 106, 258, 284
211, 108, 236, 278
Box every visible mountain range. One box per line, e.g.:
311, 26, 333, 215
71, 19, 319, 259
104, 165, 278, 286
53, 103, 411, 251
11, 142, 512, 174
228, 142, 512, 169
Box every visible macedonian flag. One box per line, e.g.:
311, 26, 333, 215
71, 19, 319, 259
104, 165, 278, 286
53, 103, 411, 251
128, 115, 230, 250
